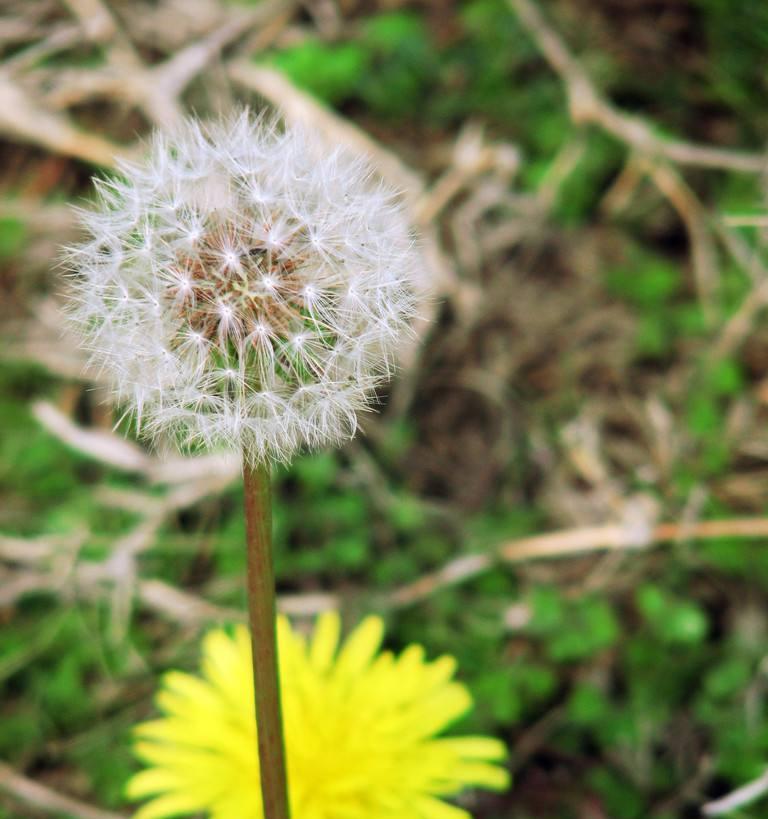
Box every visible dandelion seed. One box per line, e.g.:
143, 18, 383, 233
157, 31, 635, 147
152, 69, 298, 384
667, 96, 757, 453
66, 111, 419, 465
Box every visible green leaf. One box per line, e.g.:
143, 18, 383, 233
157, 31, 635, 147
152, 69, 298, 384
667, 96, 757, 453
265, 41, 368, 104
664, 602, 708, 644
703, 658, 752, 699
686, 394, 721, 437
604, 257, 679, 308
362, 11, 427, 51
706, 359, 745, 396
473, 667, 522, 723
545, 598, 619, 662
567, 683, 609, 726
527, 585, 565, 633
0, 217, 26, 259
390, 494, 426, 534
292, 452, 338, 492
329, 536, 368, 569
587, 767, 645, 819
636, 584, 708, 645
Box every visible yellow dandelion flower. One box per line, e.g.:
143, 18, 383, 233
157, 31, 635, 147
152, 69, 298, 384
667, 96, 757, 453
127, 612, 509, 819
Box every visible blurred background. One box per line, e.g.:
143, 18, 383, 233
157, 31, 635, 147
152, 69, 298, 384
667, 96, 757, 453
2, 0, 768, 817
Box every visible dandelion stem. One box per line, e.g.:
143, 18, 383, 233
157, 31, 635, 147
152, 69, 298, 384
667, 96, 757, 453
243, 460, 291, 819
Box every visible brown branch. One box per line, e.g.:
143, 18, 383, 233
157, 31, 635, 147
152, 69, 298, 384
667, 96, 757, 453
32, 401, 151, 473
413, 123, 520, 224
136, 581, 336, 624
712, 277, 768, 361
32, 401, 241, 486
640, 158, 720, 323
228, 61, 424, 198
44, 0, 296, 131
0, 528, 334, 628
702, 767, 768, 816
138, 6, 279, 129
0, 762, 127, 819
710, 228, 768, 359
2, 300, 93, 383
387, 517, 768, 608
0, 72, 125, 167
137, 578, 245, 625
508, 0, 767, 174
60, 0, 139, 61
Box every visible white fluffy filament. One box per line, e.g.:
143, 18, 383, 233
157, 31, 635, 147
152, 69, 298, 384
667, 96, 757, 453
67, 112, 419, 464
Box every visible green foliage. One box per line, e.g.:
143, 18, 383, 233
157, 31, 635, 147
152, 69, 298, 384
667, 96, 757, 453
636, 583, 708, 645
0, 364, 86, 527
259, 2, 568, 135
586, 768, 645, 819
604, 247, 692, 358
263, 11, 439, 118
604, 254, 680, 310
527, 586, 620, 661
549, 134, 624, 225
356, 13, 438, 118
0, 217, 26, 260
692, 0, 768, 141
473, 662, 556, 723
268, 41, 368, 105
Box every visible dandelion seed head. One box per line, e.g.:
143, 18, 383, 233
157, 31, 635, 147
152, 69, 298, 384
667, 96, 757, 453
67, 111, 419, 463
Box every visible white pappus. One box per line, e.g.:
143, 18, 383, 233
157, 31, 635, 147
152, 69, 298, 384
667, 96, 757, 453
66, 112, 420, 464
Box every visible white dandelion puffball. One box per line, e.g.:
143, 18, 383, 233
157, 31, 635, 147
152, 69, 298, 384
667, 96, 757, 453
68, 112, 419, 464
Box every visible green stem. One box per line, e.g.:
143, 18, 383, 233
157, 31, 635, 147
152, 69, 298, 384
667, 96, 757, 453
243, 459, 291, 819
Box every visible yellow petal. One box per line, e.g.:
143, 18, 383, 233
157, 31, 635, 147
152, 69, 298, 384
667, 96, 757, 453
126, 768, 184, 798
309, 610, 341, 672
438, 736, 509, 761
414, 796, 471, 819
131, 790, 206, 819
334, 616, 384, 679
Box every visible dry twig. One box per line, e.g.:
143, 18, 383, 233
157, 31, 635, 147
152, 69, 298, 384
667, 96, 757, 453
228, 61, 424, 199
388, 518, 768, 608
32, 400, 240, 485
0, 761, 127, 819
701, 767, 768, 816
508, 0, 768, 174
0, 72, 124, 166
640, 158, 720, 323
32, 401, 150, 473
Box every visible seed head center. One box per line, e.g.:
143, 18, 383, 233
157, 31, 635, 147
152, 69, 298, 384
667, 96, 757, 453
168, 219, 309, 347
